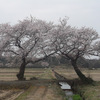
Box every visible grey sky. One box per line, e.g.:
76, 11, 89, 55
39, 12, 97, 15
0, 0, 100, 34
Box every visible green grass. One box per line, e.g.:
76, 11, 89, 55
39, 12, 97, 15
72, 94, 82, 100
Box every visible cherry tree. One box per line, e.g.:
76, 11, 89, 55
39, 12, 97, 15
92, 40, 100, 58
52, 18, 98, 83
4, 18, 55, 80
0, 23, 12, 56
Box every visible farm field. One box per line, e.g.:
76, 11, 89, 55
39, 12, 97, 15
55, 67, 100, 81
1, 67, 100, 81
0, 68, 47, 81
0, 67, 100, 100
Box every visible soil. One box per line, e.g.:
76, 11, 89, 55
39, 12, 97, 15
24, 85, 63, 100
0, 80, 64, 100
0, 90, 24, 100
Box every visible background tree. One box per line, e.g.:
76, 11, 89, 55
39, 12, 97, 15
0, 23, 12, 55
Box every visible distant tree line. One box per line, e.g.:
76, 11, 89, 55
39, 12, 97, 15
0, 56, 100, 69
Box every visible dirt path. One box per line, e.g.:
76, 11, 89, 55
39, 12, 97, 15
24, 85, 63, 100
0, 90, 24, 100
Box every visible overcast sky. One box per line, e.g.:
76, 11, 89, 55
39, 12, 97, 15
0, 0, 100, 34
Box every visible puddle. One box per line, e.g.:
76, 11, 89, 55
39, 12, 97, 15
59, 82, 73, 100
59, 82, 71, 90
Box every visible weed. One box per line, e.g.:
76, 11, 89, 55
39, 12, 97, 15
72, 94, 82, 100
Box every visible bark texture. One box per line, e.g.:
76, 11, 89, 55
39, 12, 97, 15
71, 60, 93, 84
17, 57, 26, 80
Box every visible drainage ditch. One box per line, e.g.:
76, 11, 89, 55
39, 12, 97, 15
52, 69, 83, 100
59, 82, 73, 100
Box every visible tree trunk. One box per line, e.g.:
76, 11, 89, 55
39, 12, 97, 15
17, 57, 26, 80
71, 60, 93, 84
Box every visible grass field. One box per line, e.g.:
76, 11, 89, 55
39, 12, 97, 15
0, 67, 100, 100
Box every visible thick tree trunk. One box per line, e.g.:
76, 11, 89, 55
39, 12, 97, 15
71, 60, 93, 84
17, 57, 26, 80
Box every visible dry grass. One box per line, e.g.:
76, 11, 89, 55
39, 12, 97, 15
76, 82, 100, 100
